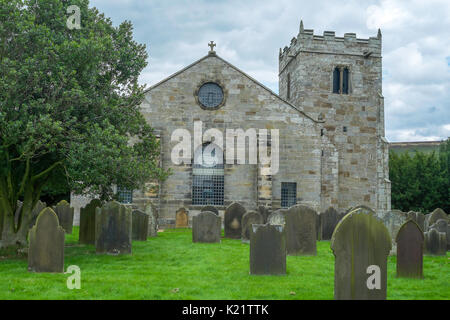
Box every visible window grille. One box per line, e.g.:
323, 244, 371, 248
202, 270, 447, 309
117, 186, 133, 204
281, 182, 297, 208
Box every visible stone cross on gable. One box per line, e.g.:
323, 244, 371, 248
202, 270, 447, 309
208, 41, 216, 54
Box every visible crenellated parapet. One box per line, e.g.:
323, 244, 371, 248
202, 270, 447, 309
279, 20, 382, 73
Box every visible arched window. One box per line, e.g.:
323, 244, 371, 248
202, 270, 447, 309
333, 67, 340, 93
332, 67, 350, 95
192, 142, 224, 205
342, 67, 349, 94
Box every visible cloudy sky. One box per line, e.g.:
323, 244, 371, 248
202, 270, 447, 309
90, 0, 450, 142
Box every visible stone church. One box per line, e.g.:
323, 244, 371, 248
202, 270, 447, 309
72, 22, 391, 227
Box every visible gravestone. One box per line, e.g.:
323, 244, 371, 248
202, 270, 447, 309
321, 207, 340, 240
316, 211, 321, 240
192, 211, 221, 243
257, 205, 271, 224
424, 228, 446, 255
132, 210, 149, 241
426, 208, 448, 231
29, 200, 47, 230
79, 199, 102, 245
267, 209, 287, 226
447, 224, 450, 251
54, 200, 74, 234
241, 211, 264, 243
250, 224, 286, 275
95, 201, 132, 255
380, 210, 407, 255
175, 207, 189, 228
145, 201, 158, 237
285, 205, 316, 255
201, 206, 219, 216
396, 220, 424, 278
28, 208, 65, 273
429, 219, 448, 233
224, 202, 246, 239
331, 206, 392, 300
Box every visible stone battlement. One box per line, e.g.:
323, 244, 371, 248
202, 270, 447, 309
279, 20, 382, 70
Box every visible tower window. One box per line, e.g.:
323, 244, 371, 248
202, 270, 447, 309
117, 186, 133, 204
332, 67, 350, 95
281, 182, 297, 208
287, 73, 291, 100
343, 126, 348, 133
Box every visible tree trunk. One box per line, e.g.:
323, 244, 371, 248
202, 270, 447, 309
0, 199, 33, 250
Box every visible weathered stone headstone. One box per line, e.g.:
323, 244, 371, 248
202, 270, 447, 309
192, 211, 221, 243
224, 202, 246, 239
424, 228, 446, 255
241, 211, 264, 243
396, 220, 424, 278
380, 210, 407, 255
201, 206, 219, 215
285, 205, 316, 255
29, 200, 47, 230
132, 210, 149, 241
267, 209, 286, 226
321, 207, 340, 240
250, 224, 286, 275
175, 207, 189, 228
429, 219, 448, 233
54, 200, 74, 234
144, 201, 158, 237
426, 208, 448, 231
79, 199, 102, 245
95, 201, 132, 255
257, 205, 271, 224
331, 206, 392, 300
28, 208, 65, 273
316, 211, 321, 240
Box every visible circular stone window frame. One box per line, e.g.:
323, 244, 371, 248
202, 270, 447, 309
194, 80, 228, 111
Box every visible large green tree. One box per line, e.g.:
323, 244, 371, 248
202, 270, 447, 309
0, 0, 168, 248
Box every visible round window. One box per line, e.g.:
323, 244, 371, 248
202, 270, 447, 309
197, 82, 224, 109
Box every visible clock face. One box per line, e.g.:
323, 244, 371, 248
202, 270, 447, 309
197, 82, 224, 109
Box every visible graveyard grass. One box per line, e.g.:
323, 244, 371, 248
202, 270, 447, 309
0, 228, 448, 300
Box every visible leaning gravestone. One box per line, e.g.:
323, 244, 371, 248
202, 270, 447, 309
95, 201, 132, 255
144, 201, 158, 237
426, 208, 448, 231
132, 210, 149, 241
175, 207, 189, 228
257, 205, 271, 224
285, 205, 316, 255
380, 210, 407, 255
192, 211, 221, 243
201, 206, 219, 216
54, 200, 74, 234
331, 206, 392, 300
79, 199, 102, 245
224, 202, 246, 239
28, 208, 65, 273
241, 211, 264, 243
396, 220, 424, 278
267, 209, 287, 226
321, 207, 340, 240
424, 228, 446, 255
250, 224, 286, 275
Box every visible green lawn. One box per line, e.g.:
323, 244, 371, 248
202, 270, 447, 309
0, 227, 448, 300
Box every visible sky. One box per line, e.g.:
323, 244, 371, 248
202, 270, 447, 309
90, 0, 450, 142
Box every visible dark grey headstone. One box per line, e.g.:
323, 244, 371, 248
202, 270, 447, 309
321, 207, 340, 240
224, 202, 246, 239
29, 200, 47, 230
331, 206, 392, 300
241, 211, 264, 243
54, 200, 74, 234
396, 220, 424, 278
144, 201, 158, 237
257, 205, 271, 224
192, 211, 221, 243
285, 205, 317, 256
79, 199, 102, 245
201, 206, 219, 215
28, 208, 65, 273
250, 224, 286, 275
95, 201, 132, 255
267, 209, 286, 226
132, 210, 149, 241
424, 228, 446, 255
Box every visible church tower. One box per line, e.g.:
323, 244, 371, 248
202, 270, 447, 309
279, 21, 390, 214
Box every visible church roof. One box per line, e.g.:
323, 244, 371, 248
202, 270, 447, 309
144, 53, 322, 124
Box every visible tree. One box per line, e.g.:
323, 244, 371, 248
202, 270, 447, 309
0, 0, 168, 248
